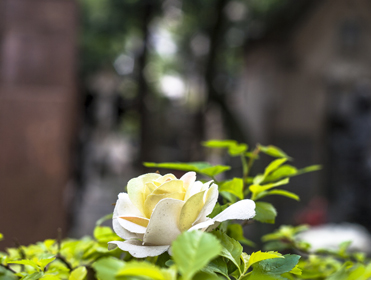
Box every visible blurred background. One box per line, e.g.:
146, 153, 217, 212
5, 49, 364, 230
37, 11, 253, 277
1, 0, 371, 250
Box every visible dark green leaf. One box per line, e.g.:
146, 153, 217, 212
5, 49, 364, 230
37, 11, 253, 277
227, 224, 256, 247
257, 254, 300, 275
254, 202, 277, 224
172, 230, 222, 280
208, 203, 228, 218
203, 257, 230, 279
212, 230, 243, 275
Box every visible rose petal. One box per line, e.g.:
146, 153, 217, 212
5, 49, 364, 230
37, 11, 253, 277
194, 183, 219, 224
108, 239, 169, 258
127, 173, 161, 216
115, 193, 143, 217
178, 191, 205, 231
112, 216, 139, 240
143, 192, 185, 218
143, 198, 184, 245
118, 218, 147, 234
184, 181, 203, 201
188, 219, 215, 231
120, 216, 149, 227
213, 199, 256, 222
152, 180, 184, 195
180, 171, 196, 191
155, 173, 177, 184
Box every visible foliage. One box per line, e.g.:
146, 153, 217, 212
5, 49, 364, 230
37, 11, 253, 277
1, 140, 370, 280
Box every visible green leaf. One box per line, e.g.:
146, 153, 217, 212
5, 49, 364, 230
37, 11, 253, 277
256, 254, 300, 275
95, 213, 113, 226
0, 265, 18, 280
227, 224, 256, 247
202, 139, 237, 149
37, 254, 56, 269
208, 203, 228, 218
264, 165, 298, 183
92, 257, 125, 280
143, 162, 230, 177
254, 202, 277, 224
23, 272, 44, 280
255, 189, 300, 201
93, 226, 120, 243
264, 158, 287, 178
249, 178, 289, 200
219, 178, 244, 200
245, 251, 284, 271
193, 270, 223, 280
0, 233, 3, 241
258, 144, 291, 159
203, 257, 230, 280
296, 165, 322, 174
116, 261, 175, 280
200, 165, 231, 177
212, 230, 243, 275
8, 259, 40, 270
69, 266, 87, 280
228, 144, 248, 156
172, 230, 222, 280
202, 140, 248, 156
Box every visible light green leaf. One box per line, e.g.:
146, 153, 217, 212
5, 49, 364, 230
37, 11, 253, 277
69, 266, 87, 280
37, 254, 56, 269
23, 272, 44, 280
255, 189, 300, 201
254, 202, 277, 224
228, 144, 248, 156
264, 158, 287, 178
202, 140, 237, 149
202, 140, 248, 156
116, 261, 175, 280
8, 259, 40, 270
92, 257, 125, 280
0, 233, 3, 241
264, 165, 298, 183
245, 251, 284, 271
227, 224, 255, 247
219, 178, 244, 200
0, 265, 18, 280
200, 165, 231, 177
172, 230, 222, 280
93, 226, 120, 243
212, 230, 243, 275
143, 162, 230, 177
249, 178, 289, 200
241, 252, 250, 276
258, 144, 291, 159
297, 165, 322, 174
95, 213, 113, 226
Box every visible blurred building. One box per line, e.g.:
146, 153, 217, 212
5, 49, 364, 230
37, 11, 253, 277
235, 0, 371, 229
0, 0, 78, 249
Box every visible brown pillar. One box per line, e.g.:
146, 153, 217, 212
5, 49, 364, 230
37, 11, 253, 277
0, 0, 78, 249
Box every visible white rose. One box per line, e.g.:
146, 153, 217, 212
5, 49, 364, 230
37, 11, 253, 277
108, 171, 256, 258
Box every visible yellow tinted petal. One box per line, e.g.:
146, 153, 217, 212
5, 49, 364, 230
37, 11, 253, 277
156, 173, 177, 184
144, 182, 157, 201
127, 173, 161, 216
152, 180, 184, 195
143, 192, 185, 218
178, 191, 205, 232
120, 216, 150, 228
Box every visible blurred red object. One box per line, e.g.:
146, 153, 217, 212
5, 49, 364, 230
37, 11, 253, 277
295, 197, 328, 226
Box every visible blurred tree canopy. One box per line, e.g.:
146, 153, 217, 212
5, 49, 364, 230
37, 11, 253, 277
77, 0, 295, 166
